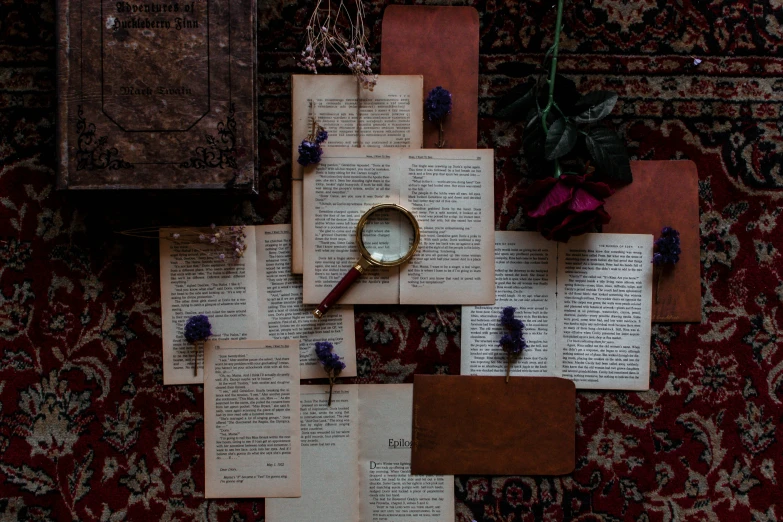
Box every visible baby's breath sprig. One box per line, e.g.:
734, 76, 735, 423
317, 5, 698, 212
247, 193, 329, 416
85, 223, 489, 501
300, 0, 377, 91
118, 225, 248, 262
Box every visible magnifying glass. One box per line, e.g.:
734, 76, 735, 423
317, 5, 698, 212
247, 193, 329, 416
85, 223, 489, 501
313, 203, 421, 318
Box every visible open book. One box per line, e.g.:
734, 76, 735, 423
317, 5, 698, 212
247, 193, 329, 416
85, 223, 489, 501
291, 75, 424, 274
461, 232, 653, 390
266, 384, 455, 521
303, 148, 495, 305
203, 340, 301, 498
160, 225, 356, 385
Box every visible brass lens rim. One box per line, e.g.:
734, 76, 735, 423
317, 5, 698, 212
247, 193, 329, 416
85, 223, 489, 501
355, 203, 421, 267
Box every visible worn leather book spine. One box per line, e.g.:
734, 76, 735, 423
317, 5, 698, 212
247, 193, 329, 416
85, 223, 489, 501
56, 0, 257, 191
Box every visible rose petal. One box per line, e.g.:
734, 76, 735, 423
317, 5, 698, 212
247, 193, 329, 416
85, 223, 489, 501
529, 181, 573, 218
568, 188, 604, 213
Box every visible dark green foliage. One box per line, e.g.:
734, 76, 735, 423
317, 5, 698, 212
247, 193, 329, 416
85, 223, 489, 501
494, 75, 631, 185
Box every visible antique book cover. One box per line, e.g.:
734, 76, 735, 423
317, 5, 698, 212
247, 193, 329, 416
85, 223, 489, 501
411, 375, 575, 476
604, 160, 701, 322
56, 0, 257, 190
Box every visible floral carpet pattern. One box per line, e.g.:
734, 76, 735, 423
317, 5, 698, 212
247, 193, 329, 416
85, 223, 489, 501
1, 0, 783, 520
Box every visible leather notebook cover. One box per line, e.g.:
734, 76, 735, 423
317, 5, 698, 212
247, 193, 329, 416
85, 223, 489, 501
604, 160, 701, 322
411, 375, 575, 476
381, 5, 479, 149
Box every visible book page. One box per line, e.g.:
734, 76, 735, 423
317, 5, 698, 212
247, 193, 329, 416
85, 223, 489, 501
266, 385, 360, 522
461, 232, 557, 377
256, 225, 357, 378
358, 384, 455, 522
399, 149, 495, 304
291, 75, 425, 274
203, 340, 301, 498
160, 228, 259, 385
556, 233, 653, 390
303, 148, 402, 305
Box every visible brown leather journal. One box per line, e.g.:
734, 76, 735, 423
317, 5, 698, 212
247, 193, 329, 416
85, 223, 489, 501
604, 160, 701, 322
411, 375, 576, 476
381, 5, 479, 149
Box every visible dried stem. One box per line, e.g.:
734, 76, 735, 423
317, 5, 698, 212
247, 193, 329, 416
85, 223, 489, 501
194, 341, 200, 377
300, 0, 376, 90
328, 375, 335, 406
505, 353, 511, 383
436, 121, 445, 148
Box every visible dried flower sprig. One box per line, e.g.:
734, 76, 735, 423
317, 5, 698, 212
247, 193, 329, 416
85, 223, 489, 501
653, 226, 681, 266
298, 117, 329, 167
425, 86, 452, 148
653, 226, 681, 303
300, 0, 377, 90
315, 341, 346, 406
185, 314, 212, 377
499, 306, 527, 382
118, 225, 248, 262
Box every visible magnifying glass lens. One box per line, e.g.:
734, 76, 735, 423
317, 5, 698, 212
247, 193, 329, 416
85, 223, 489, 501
360, 207, 417, 263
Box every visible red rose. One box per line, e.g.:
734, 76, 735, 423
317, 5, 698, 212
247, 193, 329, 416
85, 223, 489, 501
524, 174, 614, 242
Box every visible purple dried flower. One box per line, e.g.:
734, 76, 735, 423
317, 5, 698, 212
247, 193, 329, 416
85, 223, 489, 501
315, 129, 328, 144
315, 341, 345, 406
184, 314, 212, 343
499, 306, 526, 381
425, 86, 452, 122
315, 341, 346, 374
653, 226, 681, 265
297, 140, 323, 166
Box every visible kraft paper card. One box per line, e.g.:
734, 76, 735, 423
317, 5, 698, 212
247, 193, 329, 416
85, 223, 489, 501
411, 375, 575, 476
604, 160, 701, 322
382, 5, 479, 149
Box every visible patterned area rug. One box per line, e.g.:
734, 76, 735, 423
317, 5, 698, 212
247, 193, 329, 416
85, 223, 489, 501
1, 0, 782, 520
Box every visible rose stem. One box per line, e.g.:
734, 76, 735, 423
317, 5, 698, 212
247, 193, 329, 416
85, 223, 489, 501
541, 0, 566, 178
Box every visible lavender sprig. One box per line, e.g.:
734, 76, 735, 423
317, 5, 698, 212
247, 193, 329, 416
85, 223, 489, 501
653, 226, 681, 266
298, 119, 329, 167
315, 341, 346, 406
499, 306, 526, 382
653, 226, 681, 304
185, 314, 212, 377
425, 86, 452, 148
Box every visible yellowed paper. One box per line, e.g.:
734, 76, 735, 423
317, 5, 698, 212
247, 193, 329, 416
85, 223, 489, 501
461, 231, 558, 377
302, 148, 402, 305
256, 225, 357, 378
399, 149, 495, 304
203, 339, 301, 498
358, 384, 455, 521
160, 227, 259, 385
266, 385, 360, 521
303, 148, 495, 305
555, 233, 653, 390
291, 74, 425, 274
461, 232, 653, 391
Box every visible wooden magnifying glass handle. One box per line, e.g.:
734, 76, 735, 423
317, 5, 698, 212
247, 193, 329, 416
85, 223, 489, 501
313, 262, 364, 318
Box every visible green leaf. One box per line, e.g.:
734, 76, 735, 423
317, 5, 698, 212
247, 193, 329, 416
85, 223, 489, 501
494, 80, 538, 122
585, 127, 633, 184
545, 118, 578, 160
573, 91, 618, 123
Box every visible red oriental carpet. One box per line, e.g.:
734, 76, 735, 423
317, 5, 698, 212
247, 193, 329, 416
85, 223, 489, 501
2, 0, 783, 520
